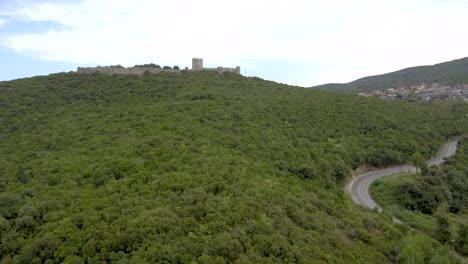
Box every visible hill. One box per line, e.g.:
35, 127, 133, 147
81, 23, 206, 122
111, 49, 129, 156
0, 71, 466, 263
314, 57, 468, 93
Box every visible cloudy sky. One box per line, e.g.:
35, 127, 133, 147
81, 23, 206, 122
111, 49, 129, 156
0, 0, 467, 86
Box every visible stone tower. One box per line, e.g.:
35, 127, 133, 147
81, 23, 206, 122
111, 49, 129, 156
192, 58, 203, 71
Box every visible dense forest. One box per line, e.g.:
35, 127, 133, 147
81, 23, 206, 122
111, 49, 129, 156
372, 137, 468, 257
393, 137, 468, 256
397, 137, 468, 215
314, 57, 468, 93
0, 71, 466, 263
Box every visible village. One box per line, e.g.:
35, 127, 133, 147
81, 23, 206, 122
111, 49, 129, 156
358, 83, 468, 102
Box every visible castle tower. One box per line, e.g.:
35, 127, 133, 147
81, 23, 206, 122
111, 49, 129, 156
192, 58, 203, 71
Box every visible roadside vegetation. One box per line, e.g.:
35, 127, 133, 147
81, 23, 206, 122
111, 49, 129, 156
372, 138, 468, 257
0, 71, 467, 263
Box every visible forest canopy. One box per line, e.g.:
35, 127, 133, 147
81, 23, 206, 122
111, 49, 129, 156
0, 71, 466, 263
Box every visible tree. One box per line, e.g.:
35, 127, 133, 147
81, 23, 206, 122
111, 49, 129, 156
411, 151, 425, 175
434, 214, 451, 244
163, 66, 172, 70
451, 100, 466, 121
134, 63, 161, 69
0, 176, 7, 192
173, 66, 180, 70
16, 165, 29, 184
456, 224, 468, 255
397, 234, 431, 264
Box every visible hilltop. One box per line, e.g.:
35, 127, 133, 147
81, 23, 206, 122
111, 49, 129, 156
314, 57, 468, 93
0, 71, 466, 263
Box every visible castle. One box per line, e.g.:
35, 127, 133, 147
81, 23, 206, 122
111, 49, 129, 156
76, 58, 240, 75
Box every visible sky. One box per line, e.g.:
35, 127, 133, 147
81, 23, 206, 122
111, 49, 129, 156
0, 0, 467, 86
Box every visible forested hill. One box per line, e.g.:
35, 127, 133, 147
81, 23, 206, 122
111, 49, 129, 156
0, 71, 466, 263
313, 57, 468, 93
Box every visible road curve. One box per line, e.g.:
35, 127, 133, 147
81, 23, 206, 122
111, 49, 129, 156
347, 140, 458, 212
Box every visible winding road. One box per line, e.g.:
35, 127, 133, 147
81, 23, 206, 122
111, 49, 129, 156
347, 140, 458, 213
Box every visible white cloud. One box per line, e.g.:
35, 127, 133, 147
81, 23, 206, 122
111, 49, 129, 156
1, 0, 468, 86
0, 18, 5, 26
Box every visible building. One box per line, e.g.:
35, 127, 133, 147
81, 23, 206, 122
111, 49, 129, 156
192, 58, 203, 71
462, 88, 468, 98
192, 58, 241, 74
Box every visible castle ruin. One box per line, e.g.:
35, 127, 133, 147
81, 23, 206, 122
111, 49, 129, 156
77, 58, 240, 75
192, 58, 203, 71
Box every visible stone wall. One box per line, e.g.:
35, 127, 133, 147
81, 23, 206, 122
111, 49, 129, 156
77, 60, 241, 75
209, 67, 241, 74
76, 66, 179, 75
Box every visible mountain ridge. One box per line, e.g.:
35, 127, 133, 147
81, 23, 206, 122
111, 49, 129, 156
313, 57, 468, 93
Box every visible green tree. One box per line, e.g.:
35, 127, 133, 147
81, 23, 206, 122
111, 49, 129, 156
0, 176, 7, 192
411, 151, 425, 175
16, 165, 29, 184
434, 214, 451, 244
456, 224, 468, 255
397, 234, 431, 264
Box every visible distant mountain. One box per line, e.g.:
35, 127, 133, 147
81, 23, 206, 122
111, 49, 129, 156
314, 57, 468, 93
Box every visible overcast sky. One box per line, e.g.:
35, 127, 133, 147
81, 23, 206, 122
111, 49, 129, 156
0, 0, 467, 86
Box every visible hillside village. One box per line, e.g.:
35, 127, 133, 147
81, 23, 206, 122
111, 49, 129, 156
358, 83, 468, 102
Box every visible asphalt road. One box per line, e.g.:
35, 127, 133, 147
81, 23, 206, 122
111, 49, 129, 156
347, 140, 459, 212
